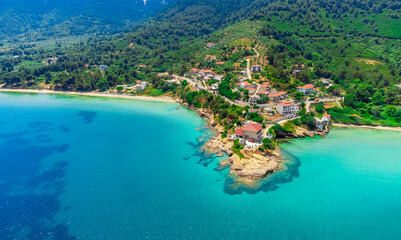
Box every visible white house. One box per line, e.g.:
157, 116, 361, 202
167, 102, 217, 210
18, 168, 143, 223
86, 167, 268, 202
189, 68, 199, 74
214, 75, 224, 81
315, 114, 331, 131
239, 76, 248, 82
297, 84, 317, 95
276, 100, 299, 116
251, 65, 263, 72
244, 87, 256, 94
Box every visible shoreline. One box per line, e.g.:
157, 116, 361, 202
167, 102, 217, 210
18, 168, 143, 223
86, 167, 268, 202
0, 88, 176, 103
333, 123, 401, 132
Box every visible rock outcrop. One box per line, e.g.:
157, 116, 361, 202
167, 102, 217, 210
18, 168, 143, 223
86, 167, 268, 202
225, 152, 281, 180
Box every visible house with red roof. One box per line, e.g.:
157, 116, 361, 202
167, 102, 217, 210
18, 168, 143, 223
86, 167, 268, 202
276, 100, 299, 115
199, 69, 214, 76
268, 91, 287, 102
297, 84, 317, 95
260, 82, 271, 91
204, 55, 217, 61
189, 68, 199, 74
244, 87, 256, 94
234, 122, 263, 142
258, 90, 269, 96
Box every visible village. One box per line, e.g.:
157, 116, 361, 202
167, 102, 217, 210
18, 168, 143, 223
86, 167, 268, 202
100, 41, 342, 151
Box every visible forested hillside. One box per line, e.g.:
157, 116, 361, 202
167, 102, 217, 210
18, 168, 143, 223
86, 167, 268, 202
1, 0, 401, 126
0, 0, 171, 43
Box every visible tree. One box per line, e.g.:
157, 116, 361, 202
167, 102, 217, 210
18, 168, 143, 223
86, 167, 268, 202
293, 91, 305, 101
315, 104, 324, 114
301, 113, 316, 130
262, 137, 276, 151
372, 90, 385, 105
96, 76, 109, 90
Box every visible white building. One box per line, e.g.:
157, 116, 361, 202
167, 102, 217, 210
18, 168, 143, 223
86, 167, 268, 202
214, 75, 224, 81
99, 65, 108, 70
276, 100, 299, 116
239, 76, 248, 82
297, 84, 317, 95
251, 65, 263, 72
315, 114, 331, 131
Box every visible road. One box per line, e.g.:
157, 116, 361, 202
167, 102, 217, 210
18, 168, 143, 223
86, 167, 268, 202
172, 75, 247, 107
245, 47, 260, 82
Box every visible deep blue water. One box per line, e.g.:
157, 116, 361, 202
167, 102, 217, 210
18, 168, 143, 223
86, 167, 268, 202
1, 93, 401, 240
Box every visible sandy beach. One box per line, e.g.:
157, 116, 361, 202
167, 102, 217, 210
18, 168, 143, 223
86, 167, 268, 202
0, 89, 176, 103
333, 123, 401, 132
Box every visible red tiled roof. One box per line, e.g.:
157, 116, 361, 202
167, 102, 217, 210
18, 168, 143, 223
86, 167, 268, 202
269, 91, 287, 97
278, 100, 296, 106
235, 127, 243, 135
216, 62, 225, 65
323, 114, 331, 118
297, 84, 314, 89
243, 123, 262, 133
244, 88, 256, 91
258, 91, 269, 95
324, 105, 335, 109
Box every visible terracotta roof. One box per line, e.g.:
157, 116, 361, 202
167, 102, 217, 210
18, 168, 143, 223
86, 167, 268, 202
136, 80, 142, 83
235, 127, 243, 135
297, 84, 315, 89
323, 114, 331, 118
261, 82, 270, 86
278, 100, 296, 106
252, 65, 262, 67
190, 68, 199, 71
258, 91, 269, 95
244, 88, 256, 91
324, 105, 335, 109
243, 123, 262, 133
216, 62, 225, 65
269, 91, 287, 97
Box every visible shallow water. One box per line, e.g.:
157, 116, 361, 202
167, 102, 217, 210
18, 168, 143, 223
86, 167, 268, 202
1, 93, 401, 240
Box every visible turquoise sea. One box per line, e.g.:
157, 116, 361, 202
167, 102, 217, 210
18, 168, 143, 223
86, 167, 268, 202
1, 93, 401, 240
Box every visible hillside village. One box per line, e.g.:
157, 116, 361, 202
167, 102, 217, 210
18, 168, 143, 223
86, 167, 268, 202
89, 41, 343, 168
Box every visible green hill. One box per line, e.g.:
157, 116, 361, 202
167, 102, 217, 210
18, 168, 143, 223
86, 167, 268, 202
0, 0, 171, 43
1, 0, 401, 126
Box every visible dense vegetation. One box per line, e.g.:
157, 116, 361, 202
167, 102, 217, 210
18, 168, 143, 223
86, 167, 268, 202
0, 0, 171, 43
1, 0, 401, 127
